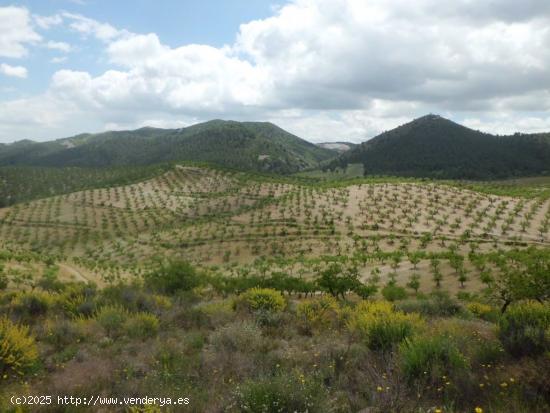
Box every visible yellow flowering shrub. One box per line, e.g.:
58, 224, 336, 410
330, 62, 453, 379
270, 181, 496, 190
0, 317, 38, 376
499, 300, 550, 357
467, 302, 494, 320
348, 300, 424, 351
234, 288, 286, 313
151, 294, 172, 310
296, 295, 340, 331
124, 312, 160, 339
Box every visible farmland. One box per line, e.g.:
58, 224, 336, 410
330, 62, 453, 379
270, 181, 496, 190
0, 165, 549, 412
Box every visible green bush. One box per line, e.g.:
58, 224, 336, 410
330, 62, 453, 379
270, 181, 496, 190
397, 292, 463, 317
0, 317, 38, 376
144, 260, 200, 295
95, 305, 129, 337
0, 273, 8, 290
381, 285, 407, 301
234, 288, 286, 314
400, 334, 468, 382
499, 300, 550, 358
124, 312, 160, 339
11, 291, 54, 320
230, 373, 329, 413
43, 318, 81, 349
348, 301, 423, 351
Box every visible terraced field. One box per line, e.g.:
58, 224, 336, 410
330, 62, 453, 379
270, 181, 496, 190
1, 165, 548, 295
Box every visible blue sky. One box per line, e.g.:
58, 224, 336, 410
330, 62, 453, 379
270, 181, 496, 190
1, 0, 550, 143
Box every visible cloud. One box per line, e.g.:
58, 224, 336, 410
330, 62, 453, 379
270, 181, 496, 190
51, 56, 68, 64
0, 6, 41, 58
34, 14, 63, 30
2, 0, 550, 143
0, 63, 28, 78
46, 41, 72, 53
46, 41, 72, 52
62, 12, 125, 42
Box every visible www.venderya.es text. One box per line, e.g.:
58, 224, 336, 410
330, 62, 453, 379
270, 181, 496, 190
11, 395, 190, 407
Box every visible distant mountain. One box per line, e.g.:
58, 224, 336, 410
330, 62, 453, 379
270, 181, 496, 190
327, 115, 550, 179
0, 120, 336, 174
317, 142, 357, 153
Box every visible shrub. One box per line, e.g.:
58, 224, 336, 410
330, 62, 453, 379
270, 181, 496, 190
209, 321, 264, 354
296, 295, 340, 332
467, 302, 497, 321
0, 317, 38, 376
230, 373, 329, 413
381, 285, 407, 301
498, 300, 550, 358
11, 291, 54, 320
473, 339, 505, 365
397, 292, 462, 317
0, 273, 8, 290
57, 285, 96, 318
348, 301, 423, 351
42, 318, 81, 349
197, 299, 234, 326
144, 260, 200, 295
234, 288, 285, 314
124, 312, 159, 339
95, 305, 129, 337
400, 334, 468, 382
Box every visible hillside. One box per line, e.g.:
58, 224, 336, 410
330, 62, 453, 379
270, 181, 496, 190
0, 120, 335, 174
1, 165, 549, 412
327, 115, 550, 179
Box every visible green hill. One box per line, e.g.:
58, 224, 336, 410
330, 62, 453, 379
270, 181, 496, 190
0, 120, 335, 174
327, 115, 550, 179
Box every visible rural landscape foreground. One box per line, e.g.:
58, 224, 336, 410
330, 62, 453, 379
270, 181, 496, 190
0, 115, 549, 412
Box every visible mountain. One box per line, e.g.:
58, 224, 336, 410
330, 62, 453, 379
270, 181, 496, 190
327, 115, 550, 179
0, 120, 335, 174
317, 142, 357, 153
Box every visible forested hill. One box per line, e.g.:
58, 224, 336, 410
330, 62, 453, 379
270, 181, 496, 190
0, 120, 335, 174
327, 115, 550, 179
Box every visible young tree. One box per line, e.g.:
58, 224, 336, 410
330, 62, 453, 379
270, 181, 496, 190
407, 272, 421, 294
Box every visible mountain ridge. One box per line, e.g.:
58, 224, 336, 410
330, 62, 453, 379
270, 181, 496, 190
0, 120, 336, 174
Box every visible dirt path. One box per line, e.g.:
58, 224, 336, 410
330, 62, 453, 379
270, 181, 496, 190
58, 262, 98, 285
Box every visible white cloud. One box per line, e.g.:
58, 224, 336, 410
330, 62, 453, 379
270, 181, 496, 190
3, 0, 550, 142
62, 12, 125, 42
0, 6, 41, 58
34, 14, 63, 30
46, 41, 72, 52
0, 63, 28, 78
50, 56, 68, 64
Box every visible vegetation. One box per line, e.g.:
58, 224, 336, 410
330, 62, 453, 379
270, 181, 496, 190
0, 121, 335, 175
327, 114, 550, 179
0, 160, 549, 411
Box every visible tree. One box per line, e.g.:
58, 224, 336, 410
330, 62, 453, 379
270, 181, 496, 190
408, 252, 422, 270
316, 263, 360, 299
407, 273, 421, 294
486, 248, 550, 313
145, 260, 200, 295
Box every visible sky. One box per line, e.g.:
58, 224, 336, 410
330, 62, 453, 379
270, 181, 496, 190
1, 0, 550, 144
